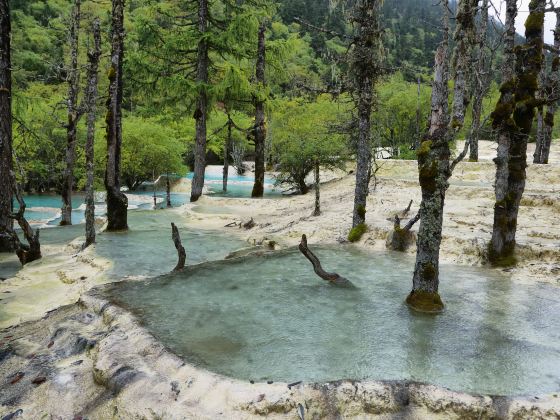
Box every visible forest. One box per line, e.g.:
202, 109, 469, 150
0, 0, 560, 418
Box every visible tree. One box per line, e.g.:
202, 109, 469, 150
467, 0, 490, 162
488, 0, 546, 265
348, 0, 383, 238
0, 0, 14, 252
251, 22, 267, 198
60, 0, 81, 226
83, 18, 101, 249
119, 117, 185, 190
534, 9, 560, 164
406, 0, 477, 313
271, 97, 348, 195
105, 0, 128, 231
190, 0, 210, 202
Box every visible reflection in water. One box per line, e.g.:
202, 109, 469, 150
107, 247, 560, 396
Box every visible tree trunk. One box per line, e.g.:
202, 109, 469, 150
0, 0, 14, 252
105, 0, 128, 231
408, 0, 476, 313
251, 23, 267, 198
83, 18, 101, 249
11, 179, 41, 265
223, 116, 232, 192
166, 173, 172, 208
312, 162, 320, 216
190, 0, 209, 202
298, 234, 353, 287
534, 10, 560, 164
534, 107, 545, 163
349, 0, 382, 230
60, 0, 81, 226
489, 0, 517, 264
467, 0, 489, 162
171, 222, 186, 271
489, 0, 545, 265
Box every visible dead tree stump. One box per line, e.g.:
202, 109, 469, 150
298, 234, 353, 287
387, 213, 420, 252
171, 222, 186, 271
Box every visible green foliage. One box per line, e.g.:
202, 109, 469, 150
374, 73, 432, 156
270, 95, 350, 193
94, 116, 187, 191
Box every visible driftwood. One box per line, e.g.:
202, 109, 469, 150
171, 222, 186, 271
298, 234, 353, 287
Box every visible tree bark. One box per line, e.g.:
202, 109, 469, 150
0, 0, 14, 252
83, 18, 101, 249
166, 173, 172, 207
223, 116, 232, 192
467, 0, 489, 162
489, 0, 545, 265
489, 0, 517, 264
408, 0, 476, 313
190, 0, 209, 202
349, 0, 382, 230
10, 174, 41, 265
171, 222, 186, 271
60, 0, 81, 226
312, 162, 320, 216
298, 234, 353, 287
251, 23, 267, 198
105, 0, 128, 231
534, 10, 560, 164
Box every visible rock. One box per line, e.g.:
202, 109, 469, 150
32, 376, 46, 385
9, 372, 24, 384
1, 409, 23, 420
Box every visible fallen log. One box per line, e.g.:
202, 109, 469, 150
298, 234, 353, 287
171, 223, 186, 271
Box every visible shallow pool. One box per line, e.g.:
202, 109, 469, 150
106, 246, 560, 396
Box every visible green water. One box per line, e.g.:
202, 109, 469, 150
93, 210, 247, 278
107, 246, 560, 396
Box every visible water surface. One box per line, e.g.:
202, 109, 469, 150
107, 246, 560, 396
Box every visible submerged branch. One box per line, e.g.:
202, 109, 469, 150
298, 234, 353, 287
171, 222, 186, 271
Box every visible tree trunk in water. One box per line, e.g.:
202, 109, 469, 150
60, 0, 81, 226
489, 0, 544, 266
409, 36, 450, 313
105, 0, 128, 231
190, 0, 209, 202
298, 234, 353, 287
171, 222, 186, 271
408, 0, 476, 313
166, 173, 172, 208
467, 0, 489, 162
349, 0, 382, 230
0, 0, 14, 252
223, 117, 232, 192
83, 18, 101, 249
251, 23, 266, 198
312, 162, 320, 216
